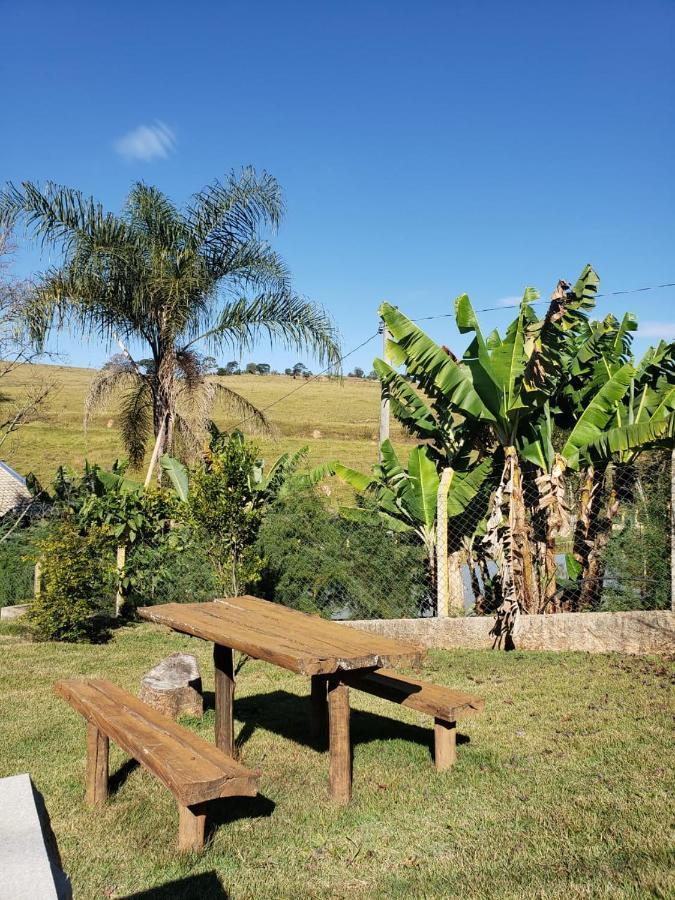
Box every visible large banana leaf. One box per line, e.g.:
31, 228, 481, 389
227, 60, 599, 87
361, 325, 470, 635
586, 413, 675, 458
338, 504, 413, 533
373, 359, 447, 445
377, 438, 406, 484
405, 445, 439, 530
160, 454, 189, 500
332, 463, 376, 493
379, 302, 495, 423
488, 290, 538, 414
446, 455, 494, 518
561, 363, 635, 467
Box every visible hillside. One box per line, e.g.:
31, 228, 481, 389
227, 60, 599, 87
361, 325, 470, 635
0, 363, 412, 484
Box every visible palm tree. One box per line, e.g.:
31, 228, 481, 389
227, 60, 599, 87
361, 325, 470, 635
0, 172, 341, 469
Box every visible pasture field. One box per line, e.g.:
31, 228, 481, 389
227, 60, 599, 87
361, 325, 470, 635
1, 364, 411, 484
0, 622, 672, 898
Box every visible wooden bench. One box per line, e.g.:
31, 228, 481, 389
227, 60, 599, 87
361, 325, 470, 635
54, 678, 259, 852
342, 669, 484, 770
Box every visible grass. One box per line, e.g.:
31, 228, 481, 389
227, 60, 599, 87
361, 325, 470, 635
1, 364, 410, 484
0, 622, 672, 898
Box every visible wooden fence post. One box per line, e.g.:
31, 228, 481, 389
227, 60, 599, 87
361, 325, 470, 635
115, 545, 126, 617
33, 560, 42, 598
436, 468, 454, 617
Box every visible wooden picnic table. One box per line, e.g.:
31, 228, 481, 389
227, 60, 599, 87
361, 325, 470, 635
138, 595, 425, 803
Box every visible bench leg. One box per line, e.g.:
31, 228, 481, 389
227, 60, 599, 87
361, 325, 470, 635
327, 677, 352, 804
434, 717, 457, 771
85, 723, 109, 805
214, 644, 235, 757
310, 675, 328, 747
178, 803, 207, 853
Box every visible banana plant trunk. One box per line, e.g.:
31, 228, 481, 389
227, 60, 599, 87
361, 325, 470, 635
506, 448, 540, 614
567, 464, 617, 610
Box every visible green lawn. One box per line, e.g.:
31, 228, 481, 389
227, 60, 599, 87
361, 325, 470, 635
0, 623, 672, 898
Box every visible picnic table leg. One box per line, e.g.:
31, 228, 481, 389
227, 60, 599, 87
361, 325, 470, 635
327, 676, 352, 803
178, 802, 207, 853
85, 722, 108, 805
434, 717, 457, 771
214, 644, 235, 757
310, 675, 328, 747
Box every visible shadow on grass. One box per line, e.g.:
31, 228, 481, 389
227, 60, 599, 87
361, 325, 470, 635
122, 870, 229, 899
225, 689, 469, 759
108, 759, 275, 844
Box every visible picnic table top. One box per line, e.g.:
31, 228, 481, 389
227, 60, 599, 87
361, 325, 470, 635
137, 595, 425, 676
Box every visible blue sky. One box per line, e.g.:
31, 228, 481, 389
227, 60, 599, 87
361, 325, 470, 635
2, 0, 674, 373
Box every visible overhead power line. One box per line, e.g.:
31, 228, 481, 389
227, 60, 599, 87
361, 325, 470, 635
412, 281, 675, 322
231, 279, 674, 428
232, 330, 381, 428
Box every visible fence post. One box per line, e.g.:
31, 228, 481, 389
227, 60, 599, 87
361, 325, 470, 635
378, 321, 390, 463
436, 468, 454, 617
115, 545, 126, 617
33, 561, 42, 598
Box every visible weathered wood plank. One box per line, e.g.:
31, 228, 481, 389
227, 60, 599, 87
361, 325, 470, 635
55, 679, 258, 806
328, 678, 351, 804
343, 669, 484, 720
138, 597, 424, 675
85, 723, 108, 805
214, 644, 235, 757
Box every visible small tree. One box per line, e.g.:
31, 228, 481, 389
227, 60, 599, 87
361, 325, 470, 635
170, 428, 309, 596
225, 360, 240, 375
257, 363, 271, 375
349, 367, 365, 379
245, 362, 259, 375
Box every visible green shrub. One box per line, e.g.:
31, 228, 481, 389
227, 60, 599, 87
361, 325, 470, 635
256, 488, 427, 618
125, 536, 219, 607
27, 522, 115, 641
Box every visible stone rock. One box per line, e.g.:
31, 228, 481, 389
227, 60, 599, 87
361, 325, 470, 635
139, 652, 203, 718
0, 773, 71, 899
0, 603, 29, 621
343, 609, 675, 656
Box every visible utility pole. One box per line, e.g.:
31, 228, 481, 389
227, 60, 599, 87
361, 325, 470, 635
378, 320, 390, 463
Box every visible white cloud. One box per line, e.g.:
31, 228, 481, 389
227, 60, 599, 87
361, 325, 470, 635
114, 121, 176, 162
636, 321, 675, 340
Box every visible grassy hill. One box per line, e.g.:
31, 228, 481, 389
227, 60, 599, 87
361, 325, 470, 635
1, 363, 412, 484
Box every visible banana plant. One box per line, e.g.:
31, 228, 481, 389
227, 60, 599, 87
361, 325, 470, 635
378, 266, 600, 618
333, 440, 492, 612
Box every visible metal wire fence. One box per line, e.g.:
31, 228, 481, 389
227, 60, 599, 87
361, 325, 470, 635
252, 449, 673, 620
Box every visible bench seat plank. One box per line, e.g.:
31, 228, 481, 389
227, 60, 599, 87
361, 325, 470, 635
343, 669, 484, 720
55, 679, 257, 807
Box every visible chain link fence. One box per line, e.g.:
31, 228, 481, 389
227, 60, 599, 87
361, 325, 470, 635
254, 448, 673, 620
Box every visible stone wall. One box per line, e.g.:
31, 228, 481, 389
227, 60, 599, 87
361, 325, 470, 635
343, 609, 675, 655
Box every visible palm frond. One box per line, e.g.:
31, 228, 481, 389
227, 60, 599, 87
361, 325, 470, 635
84, 356, 145, 432
186, 168, 284, 247
118, 381, 153, 468
205, 291, 341, 371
